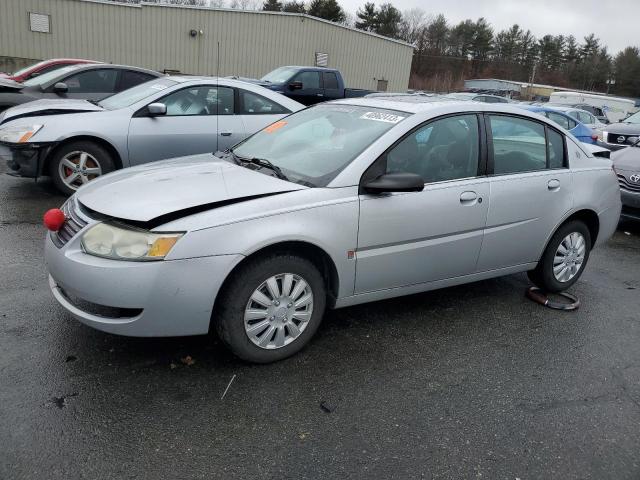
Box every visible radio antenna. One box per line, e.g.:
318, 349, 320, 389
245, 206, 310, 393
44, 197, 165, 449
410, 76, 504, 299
216, 40, 220, 152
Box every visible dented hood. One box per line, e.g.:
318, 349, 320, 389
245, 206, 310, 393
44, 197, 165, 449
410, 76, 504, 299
76, 155, 307, 223
1, 99, 105, 124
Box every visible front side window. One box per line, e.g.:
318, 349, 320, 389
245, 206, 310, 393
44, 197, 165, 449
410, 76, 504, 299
292, 71, 320, 89
160, 86, 234, 116
489, 115, 565, 174
239, 90, 288, 115
232, 104, 408, 186
385, 114, 479, 183
64, 69, 118, 93
577, 111, 593, 124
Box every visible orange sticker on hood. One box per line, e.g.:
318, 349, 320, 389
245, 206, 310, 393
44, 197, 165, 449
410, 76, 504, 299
264, 121, 287, 133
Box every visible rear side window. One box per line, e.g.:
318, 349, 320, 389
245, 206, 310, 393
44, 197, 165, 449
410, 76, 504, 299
489, 115, 566, 174
546, 112, 571, 130
547, 129, 565, 169
323, 72, 338, 90
577, 111, 593, 124
239, 89, 289, 114
119, 70, 155, 91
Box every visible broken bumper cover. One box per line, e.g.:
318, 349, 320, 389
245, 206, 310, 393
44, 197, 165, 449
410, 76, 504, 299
1, 141, 55, 178
45, 232, 242, 337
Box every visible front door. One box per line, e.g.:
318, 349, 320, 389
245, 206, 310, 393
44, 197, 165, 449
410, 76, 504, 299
356, 114, 489, 293
477, 114, 573, 271
286, 71, 323, 105
127, 85, 244, 166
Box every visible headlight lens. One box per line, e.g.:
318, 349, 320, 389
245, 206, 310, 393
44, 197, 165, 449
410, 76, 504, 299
81, 223, 183, 261
0, 124, 43, 143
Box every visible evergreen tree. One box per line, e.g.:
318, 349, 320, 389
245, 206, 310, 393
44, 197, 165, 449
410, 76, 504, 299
374, 3, 402, 39
282, 0, 305, 12
355, 2, 377, 31
307, 0, 345, 22
262, 0, 282, 11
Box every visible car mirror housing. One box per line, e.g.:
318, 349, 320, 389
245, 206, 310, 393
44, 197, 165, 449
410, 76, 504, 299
53, 82, 68, 93
363, 172, 425, 194
147, 103, 167, 116
288, 81, 303, 91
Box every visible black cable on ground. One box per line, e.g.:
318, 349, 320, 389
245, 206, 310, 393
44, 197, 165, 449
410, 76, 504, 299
525, 287, 580, 311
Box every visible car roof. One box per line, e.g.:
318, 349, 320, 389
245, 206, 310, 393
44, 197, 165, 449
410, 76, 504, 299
39, 63, 163, 87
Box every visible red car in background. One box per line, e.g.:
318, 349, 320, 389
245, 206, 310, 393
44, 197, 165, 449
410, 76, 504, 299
0, 58, 100, 82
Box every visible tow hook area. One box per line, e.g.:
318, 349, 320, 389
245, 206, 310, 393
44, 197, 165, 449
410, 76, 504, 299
526, 287, 580, 311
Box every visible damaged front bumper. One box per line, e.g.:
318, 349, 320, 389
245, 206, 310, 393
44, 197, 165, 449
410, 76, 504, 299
1, 141, 56, 178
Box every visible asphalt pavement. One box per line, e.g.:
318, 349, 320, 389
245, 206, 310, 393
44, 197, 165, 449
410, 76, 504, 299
1, 164, 639, 480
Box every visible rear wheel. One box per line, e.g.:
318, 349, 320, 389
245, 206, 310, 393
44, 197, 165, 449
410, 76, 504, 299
215, 253, 326, 363
49, 141, 115, 195
528, 220, 591, 293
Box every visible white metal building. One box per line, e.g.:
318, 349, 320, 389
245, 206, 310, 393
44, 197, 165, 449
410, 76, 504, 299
0, 0, 414, 92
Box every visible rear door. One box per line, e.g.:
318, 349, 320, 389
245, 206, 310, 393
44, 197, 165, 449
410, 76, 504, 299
127, 85, 244, 165
477, 114, 572, 271
322, 71, 341, 101
356, 114, 490, 293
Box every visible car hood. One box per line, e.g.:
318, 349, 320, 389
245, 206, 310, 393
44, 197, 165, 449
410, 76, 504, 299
76, 155, 307, 224
605, 122, 640, 134
0, 77, 24, 90
611, 146, 640, 171
0, 99, 104, 124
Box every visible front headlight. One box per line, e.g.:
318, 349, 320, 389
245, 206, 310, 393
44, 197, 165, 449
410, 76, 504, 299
0, 124, 43, 143
81, 223, 184, 261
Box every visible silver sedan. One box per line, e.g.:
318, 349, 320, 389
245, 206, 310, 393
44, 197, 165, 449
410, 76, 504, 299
0, 77, 303, 194
44, 97, 621, 363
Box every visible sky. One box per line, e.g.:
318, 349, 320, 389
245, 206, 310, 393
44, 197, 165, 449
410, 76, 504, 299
338, 0, 638, 55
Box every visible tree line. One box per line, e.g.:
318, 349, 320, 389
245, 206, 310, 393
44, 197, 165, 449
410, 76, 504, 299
109, 0, 640, 97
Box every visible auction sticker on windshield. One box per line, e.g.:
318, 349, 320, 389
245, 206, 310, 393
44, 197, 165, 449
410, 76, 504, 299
264, 120, 287, 133
360, 112, 405, 123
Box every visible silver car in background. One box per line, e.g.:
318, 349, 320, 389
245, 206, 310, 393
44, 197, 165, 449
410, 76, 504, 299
0, 77, 303, 194
45, 98, 621, 363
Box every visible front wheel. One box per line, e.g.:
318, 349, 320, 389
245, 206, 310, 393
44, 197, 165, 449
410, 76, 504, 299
49, 141, 115, 195
215, 254, 326, 363
528, 220, 591, 293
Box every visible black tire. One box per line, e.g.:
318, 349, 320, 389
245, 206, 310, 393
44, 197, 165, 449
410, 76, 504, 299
528, 220, 591, 293
49, 140, 115, 196
215, 253, 326, 363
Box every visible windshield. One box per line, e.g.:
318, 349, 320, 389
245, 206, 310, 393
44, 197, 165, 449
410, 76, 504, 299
232, 104, 409, 187
12, 60, 49, 77
99, 78, 177, 110
623, 111, 640, 124
260, 67, 299, 84
22, 65, 78, 87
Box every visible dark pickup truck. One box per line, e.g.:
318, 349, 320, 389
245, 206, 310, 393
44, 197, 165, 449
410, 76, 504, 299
233, 66, 373, 106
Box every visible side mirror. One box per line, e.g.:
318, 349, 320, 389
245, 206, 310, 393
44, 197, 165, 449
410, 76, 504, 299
288, 81, 303, 91
53, 82, 68, 93
363, 172, 424, 194
147, 103, 167, 116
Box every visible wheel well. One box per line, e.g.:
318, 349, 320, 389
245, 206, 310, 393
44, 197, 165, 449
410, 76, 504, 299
215, 241, 340, 313
563, 209, 600, 247
46, 136, 123, 173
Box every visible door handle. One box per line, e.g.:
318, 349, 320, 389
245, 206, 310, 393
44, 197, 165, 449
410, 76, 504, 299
460, 191, 478, 204
220, 131, 232, 136
547, 179, 560, 190
316, 93, 324, 97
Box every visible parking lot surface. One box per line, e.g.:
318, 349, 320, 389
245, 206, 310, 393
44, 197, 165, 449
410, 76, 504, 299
1, 163, 639, 480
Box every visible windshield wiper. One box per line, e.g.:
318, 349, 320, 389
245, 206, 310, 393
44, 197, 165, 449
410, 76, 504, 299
231, 151, 289, 181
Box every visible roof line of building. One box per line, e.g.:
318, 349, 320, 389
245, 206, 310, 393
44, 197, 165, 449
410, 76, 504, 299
76, 0, 414, 48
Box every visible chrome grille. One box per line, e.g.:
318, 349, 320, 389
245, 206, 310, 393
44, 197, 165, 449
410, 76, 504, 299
50, 199, 90, 248
618, 174, 640, 193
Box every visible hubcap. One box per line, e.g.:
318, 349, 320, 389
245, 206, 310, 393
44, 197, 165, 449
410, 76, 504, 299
58, 151, 102, 190
244, 273, 314, 350
553, 232, 586, 283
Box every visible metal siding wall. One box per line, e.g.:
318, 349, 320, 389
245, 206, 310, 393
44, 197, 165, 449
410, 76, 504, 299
0, 0, 412, 91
